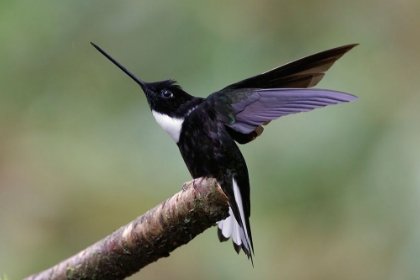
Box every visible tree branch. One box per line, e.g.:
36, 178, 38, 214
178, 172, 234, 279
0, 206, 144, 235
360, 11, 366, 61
25, 178, 229, 280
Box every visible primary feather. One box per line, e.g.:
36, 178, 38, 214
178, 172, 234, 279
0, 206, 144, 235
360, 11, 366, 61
223, 44, 358, 90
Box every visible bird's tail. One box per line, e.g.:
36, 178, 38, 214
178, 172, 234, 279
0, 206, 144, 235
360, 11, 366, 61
217, 178, 254, 264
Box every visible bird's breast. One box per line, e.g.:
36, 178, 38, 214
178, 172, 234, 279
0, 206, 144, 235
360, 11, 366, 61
177, 111, 241, 179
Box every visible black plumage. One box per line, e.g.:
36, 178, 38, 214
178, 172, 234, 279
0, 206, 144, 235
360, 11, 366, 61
91, 42, 358, 264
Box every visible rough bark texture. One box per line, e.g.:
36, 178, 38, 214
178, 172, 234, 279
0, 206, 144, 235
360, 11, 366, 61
25, 178, 229, 280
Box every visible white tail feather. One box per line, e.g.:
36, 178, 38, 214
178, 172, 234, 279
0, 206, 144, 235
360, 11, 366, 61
217, 177, 251, 253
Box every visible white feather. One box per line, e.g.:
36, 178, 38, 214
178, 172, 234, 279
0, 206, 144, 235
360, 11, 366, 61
222, 209, 234, 239
232, 177, 250, 247
217, 219, 224, 228
218, 208, 239, 243
217, 178, 251, 251
152, 110, 184, 143
231, 220, 239, 245
222, 218, 233, 238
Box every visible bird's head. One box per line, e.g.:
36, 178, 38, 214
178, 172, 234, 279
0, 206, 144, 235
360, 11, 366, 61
91, 43, 195, 118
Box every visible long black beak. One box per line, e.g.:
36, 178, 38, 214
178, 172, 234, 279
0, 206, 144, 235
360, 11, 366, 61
90, 42, 148, 91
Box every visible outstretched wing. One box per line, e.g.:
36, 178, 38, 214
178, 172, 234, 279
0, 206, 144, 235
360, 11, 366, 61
207, 44, 358, 144
223, 44, 358, 90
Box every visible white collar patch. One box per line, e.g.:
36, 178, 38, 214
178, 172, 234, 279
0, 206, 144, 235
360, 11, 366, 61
152, 110, 184, 143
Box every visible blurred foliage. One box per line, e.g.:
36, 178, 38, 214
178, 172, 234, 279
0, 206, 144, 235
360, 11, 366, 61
1, 0, 420, 279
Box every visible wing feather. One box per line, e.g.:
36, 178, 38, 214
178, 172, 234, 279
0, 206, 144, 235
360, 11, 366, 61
205, 44, 358, 144
223, 44, 358, 90
230, 88, 357, 134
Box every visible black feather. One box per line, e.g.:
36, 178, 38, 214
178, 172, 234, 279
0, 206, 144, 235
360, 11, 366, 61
223, 44, 358, 90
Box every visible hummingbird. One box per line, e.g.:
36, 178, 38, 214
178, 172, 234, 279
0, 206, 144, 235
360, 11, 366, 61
91, 42, 358, 264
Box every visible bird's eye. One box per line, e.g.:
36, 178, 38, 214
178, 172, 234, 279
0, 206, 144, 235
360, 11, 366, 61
161, 90, 173, 98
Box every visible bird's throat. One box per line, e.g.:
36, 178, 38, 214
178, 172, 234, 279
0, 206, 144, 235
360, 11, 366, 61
152, 110, 184, 143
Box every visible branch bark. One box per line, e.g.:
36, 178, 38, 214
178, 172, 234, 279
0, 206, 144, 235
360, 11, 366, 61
25, 178, 229, 280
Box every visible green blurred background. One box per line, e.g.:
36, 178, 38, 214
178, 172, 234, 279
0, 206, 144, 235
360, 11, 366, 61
1, 0, 419, 279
